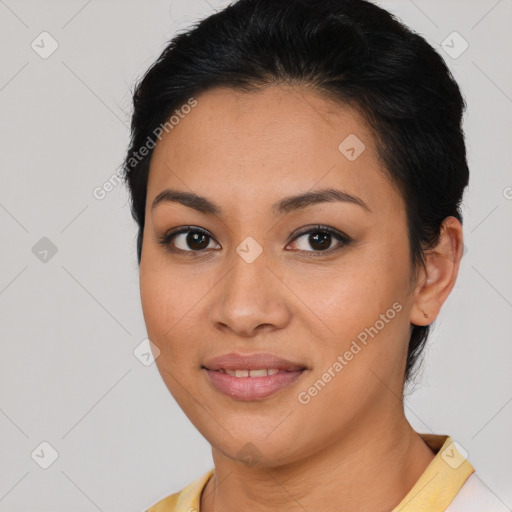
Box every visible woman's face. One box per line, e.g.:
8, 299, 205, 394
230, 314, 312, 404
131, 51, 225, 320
140, 85, 421, 466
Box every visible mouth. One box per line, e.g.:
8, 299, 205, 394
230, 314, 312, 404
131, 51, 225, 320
209, 368, 294, 377
201, 352, 308, 400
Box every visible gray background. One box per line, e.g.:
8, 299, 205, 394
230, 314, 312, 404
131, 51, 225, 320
0, 0, 511, 510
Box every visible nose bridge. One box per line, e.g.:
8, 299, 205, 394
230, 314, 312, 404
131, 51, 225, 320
209, 238, 290, 335
230, 237, 268, 299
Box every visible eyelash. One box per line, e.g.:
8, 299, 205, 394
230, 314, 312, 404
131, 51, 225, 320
157, 225, 353, 257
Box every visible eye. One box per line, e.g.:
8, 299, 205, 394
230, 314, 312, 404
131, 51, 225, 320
158, 224, 352, 256
157, 227, 220, 254
286, 225, 352, 255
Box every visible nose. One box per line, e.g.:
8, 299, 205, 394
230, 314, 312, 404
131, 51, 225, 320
208, 247, 291, 337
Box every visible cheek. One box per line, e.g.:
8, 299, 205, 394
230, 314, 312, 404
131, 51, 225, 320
140, 252, 177, 348
139, 253, 209, 368
289, 242, 411, 381
290, 257, 404, 338
139, 264, 203, 405
139, 266, 169, 339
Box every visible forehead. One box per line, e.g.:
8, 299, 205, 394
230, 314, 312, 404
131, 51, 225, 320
147, 85, 402, 218
151, 84, 374, 163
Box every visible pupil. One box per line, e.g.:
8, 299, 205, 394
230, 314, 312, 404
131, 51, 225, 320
188, 231, 209, 250
310, 232, 330, 250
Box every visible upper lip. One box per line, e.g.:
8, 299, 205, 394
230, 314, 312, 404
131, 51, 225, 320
202, 352, 307, 371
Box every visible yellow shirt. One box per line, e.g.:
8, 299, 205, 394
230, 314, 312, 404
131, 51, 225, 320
146, 434, 479, 512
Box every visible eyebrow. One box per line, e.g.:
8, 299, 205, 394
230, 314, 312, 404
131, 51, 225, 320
151, 187, 371, 216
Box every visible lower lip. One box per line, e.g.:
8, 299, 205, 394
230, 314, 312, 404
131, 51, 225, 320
204, 369, 306, 400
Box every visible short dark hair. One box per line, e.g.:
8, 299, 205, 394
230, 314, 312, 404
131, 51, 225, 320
122, 0, 469, 383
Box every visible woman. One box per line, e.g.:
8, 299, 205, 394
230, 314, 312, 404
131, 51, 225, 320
122, 0, 504, 510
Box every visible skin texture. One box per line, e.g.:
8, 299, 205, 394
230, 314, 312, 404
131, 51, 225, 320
139, 85, 464, 512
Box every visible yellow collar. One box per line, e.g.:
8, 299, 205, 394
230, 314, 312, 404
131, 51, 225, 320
392, 433, 474, 511
148, 433, 474, 512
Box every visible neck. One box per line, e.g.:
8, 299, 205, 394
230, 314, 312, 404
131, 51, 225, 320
200, 412, 435, 512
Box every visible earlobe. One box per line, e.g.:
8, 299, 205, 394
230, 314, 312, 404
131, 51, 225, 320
410, 216, 464, 326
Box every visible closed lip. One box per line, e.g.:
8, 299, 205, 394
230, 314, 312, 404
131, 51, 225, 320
202, 352, 307, 372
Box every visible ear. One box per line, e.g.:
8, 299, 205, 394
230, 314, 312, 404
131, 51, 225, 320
410, 216, 464, 326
